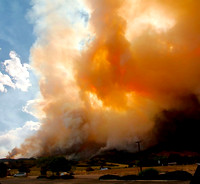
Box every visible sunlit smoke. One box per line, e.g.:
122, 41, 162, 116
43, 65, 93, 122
8, 0, 200, 158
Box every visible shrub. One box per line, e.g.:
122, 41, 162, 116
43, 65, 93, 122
99, 174, 120, 180
119, 175, 139, 180
161, 171, 192, 180
86, 167, 94, 172
139, 168, 159, 179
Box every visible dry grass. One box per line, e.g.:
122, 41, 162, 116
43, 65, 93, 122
10, 164, 198, 178
2, 164, 196, 184
74, 164, 198, 176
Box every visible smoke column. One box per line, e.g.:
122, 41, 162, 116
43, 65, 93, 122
8, 0, 200, 158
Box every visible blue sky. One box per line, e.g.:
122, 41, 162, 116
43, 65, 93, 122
0, 0, 35, 62
0, 0, 39, 157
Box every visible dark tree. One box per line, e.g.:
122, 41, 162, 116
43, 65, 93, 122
0, 163, 7, 177
37, 156, 71, 176
37, 157, 51, 176
48, 157, 71, 176
18, 165, 30, 175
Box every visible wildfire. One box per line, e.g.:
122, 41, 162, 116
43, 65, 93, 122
8, 0, 200, 158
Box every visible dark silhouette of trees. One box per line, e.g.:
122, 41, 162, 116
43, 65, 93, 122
48, 157, 71, 176
0, 163, 7, 177
37, 156, 71, 176
138, 168, 159, 179
18, 165, 30, 175
37, 157, 51, 176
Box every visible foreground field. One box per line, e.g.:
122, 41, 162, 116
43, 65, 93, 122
0, 175, 191, 184
74, 164, 198, 176
12, 163, 198, 177
0, 164, 197, 184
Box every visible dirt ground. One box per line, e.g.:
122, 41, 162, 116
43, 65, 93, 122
74, 164, 197, 176
0, 164, 196, 184
0, 175, 191, 184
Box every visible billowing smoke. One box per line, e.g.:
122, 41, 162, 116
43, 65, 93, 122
8, 0, 200, 158
153, 94, 200, 151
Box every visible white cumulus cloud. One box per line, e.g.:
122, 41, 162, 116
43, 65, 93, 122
0, 121, 40, 158
3, 51, 32, 92
0, 72, 15, 92
0, 51, 32, 93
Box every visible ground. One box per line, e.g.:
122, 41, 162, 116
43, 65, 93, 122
74, 164, 197, 175
0, 164, 197, 183
0, 175, 191, 184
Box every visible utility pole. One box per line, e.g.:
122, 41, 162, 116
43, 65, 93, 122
136, 140, 142, 173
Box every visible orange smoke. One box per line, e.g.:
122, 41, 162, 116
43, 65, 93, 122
8, 0, 200, 158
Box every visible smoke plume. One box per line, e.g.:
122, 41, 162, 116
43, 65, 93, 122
8, 0, 200, 158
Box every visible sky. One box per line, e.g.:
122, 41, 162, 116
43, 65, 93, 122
0, 0, 39, 157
